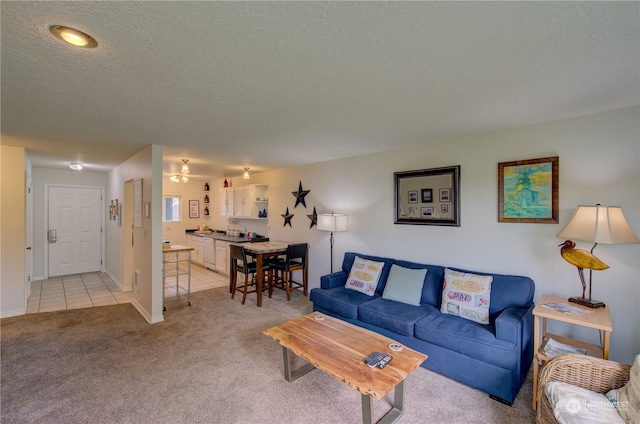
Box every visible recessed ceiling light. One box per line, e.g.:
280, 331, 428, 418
69, 163, 83, 171
49, 25, 98, 48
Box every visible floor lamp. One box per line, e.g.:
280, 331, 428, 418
317, 212, 348, 273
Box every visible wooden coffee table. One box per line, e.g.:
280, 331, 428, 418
263, 312, 427, 424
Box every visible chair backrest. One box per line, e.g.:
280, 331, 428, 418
230, 244, 250, 273
285, 243, 308, 270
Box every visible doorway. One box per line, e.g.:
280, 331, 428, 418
47, 185, 103, 277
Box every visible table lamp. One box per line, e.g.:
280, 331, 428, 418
557, 204, 639, 308
317, 212, 348, 273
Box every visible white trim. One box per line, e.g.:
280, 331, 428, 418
1, 307, 26, 318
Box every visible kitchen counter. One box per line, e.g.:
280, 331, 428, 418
187, 230, 250, 244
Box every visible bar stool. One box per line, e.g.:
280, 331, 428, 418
230, 245, 272, 305
271, 243, 308, 301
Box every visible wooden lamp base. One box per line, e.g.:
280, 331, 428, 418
568, 296, 606, 309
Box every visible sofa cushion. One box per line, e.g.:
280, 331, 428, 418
546, 381, 624, 424
359, 297, 438, 337
441, 268, 492, 325
381, 264, 427, 306
414, 313, 517, 368
606, 354, 640, 423
345, 256, 385, 296
393, 260, 445, 306
309, 287, 378, 319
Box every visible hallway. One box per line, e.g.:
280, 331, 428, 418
26, 264, 229, 314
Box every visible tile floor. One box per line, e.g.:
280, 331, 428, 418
26, 264, 229, 314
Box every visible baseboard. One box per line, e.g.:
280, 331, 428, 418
105, 269, 132, 292
1, 307, 26, 318
130, 299, 164, 324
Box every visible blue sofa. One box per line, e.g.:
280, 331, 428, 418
309, 252, 535, 404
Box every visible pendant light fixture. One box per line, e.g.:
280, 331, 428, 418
181, 159, 190, 174
243, 167, 250, 179
170, 159, 190, 183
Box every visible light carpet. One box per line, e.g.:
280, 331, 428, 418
1, 287, 535, 423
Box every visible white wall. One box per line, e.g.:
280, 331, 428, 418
0, 146, 27, 317
2, 107, 637, 361
106, 145, 164, 323
30, 168, 108, 280
212, 106, 639, 363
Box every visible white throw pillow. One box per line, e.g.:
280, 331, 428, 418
606, 354, 640, 423
440, 268, 492, 325
345, 256, 385, 296
382, 264, 427, 306
545, 381, 625, 424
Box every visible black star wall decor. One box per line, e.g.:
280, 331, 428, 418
291, 181, 310, 208
281, 207, 294, 227
307, 206, 318, 229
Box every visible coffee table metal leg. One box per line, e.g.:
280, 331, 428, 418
361, 380, 404, 424
282, 347, 315, 382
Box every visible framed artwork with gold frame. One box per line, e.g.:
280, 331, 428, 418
498, 156, 558, 223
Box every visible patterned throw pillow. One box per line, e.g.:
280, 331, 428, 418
345, 256, 385, 296
547, 381, 625, 424
440, 268, 493, 325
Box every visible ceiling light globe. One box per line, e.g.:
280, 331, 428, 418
60, 30, 88, 46
49, 25, 98, 48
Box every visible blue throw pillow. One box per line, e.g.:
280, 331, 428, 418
381, 264, 427, 306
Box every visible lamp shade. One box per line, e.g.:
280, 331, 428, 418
557, 205, 640, 244
317, 214, 348, 232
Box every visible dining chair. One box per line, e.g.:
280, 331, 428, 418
271, 243, 308, 301
230, 244, 272, 305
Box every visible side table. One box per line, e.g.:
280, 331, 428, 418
531, 294, 612, 410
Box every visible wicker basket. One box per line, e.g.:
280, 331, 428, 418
536, 353, 631, 424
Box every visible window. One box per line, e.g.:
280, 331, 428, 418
162, 195, 182, 222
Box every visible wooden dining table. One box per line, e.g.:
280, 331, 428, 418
229, 241, 289, 307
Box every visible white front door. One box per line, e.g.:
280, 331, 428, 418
48, 186, 102, 277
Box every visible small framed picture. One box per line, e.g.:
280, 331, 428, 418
408, 191, 418, 204
440, 188, 450, 202
441, 204, 449, 214
421, 207, 434, 217
189, 200, 200, 219
421, 188, 433, 203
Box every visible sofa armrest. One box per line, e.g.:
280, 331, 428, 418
321, 271, 348, 289
495, 305, 530, 343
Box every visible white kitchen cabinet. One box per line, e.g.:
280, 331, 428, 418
185, 235, 204, 266
234, 186, 252, 217
219, 188, 235, 216
203, 237, 215, 270
226, 185, 268, 219
215, 241, 229, 275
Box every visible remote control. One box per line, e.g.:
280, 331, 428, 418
364, 352, 385, 368
364, 352, 393, 368
376, 353, 392, 368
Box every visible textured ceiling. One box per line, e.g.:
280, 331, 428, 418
2, 1, 638, 180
